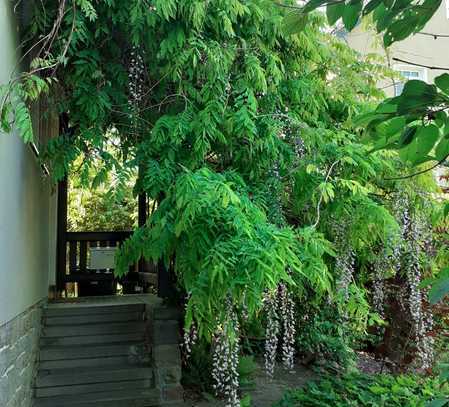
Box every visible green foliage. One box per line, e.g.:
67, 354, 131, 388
428, 268, 449, 305
0, 74, 53, 142
3, 1, 443, 381
356, 79, 449, 167
301, 0, 442, 46
275, 371, 449, 407
116, 168, 326, 338
67, 144, 138, 232
238, 355, 258, 388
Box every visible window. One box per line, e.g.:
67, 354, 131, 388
393, 66, 427, 96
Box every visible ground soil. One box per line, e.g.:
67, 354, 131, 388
182, 359, 315, 407
181, 351, 388, 406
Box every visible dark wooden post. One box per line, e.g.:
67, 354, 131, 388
138, 193, 147, 274
56, 177, 68, 291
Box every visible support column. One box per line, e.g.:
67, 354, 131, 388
56, 177, 68, 292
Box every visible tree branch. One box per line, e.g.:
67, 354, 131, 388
392, 57, 449, 72
384, 155, 449, 181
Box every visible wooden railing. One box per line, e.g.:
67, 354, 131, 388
62, 231, 133, 283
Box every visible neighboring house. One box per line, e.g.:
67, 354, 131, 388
345, 1, 449, 96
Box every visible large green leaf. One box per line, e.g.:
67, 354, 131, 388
401, 80, 437, 99
399, 125, 439, 165
435, 73, 449, 94
326, 3, 344, 25
427, 399, 449, 407
303, 0, 329, 13
429, 269, 449, 304
283, 11, 309, 35
343, 2, 363, 31
435, 135, 449, 161
377, 117, 405, 139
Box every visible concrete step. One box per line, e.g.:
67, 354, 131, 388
33, 389, 160, 407
41, 321, 146, 337
36, 365, 154, 388
43, 303, 145, 317
40, 331, 145, 347
44, 310, 143, 326
39, 342, 146, 361
35, 366, 154, 398
35, 377, 154, 398
39, 354, 134, 370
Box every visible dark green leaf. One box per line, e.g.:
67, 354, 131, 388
399, 125, 439, 165
427, 399, 449, 407
343, 2, 363, 31
303, 0, 329, 13
363, 0, 383, 15
398, 126, 417, 148
283, 11, 309, 35
435, 73, 449, 94
326, 4, 344, 25
435, 136, 449, 161
429, 270, 449, 304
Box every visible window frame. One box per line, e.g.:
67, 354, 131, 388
393, 64, 428, 96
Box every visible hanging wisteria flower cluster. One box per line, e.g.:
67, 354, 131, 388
263, 285, 297, 377
264, 161, 297, 377
372, 236, 398, 318
264, 291, 280, 378
404, 213, 434, 370
182, 294, 198, 361
333, 219, 355, 302
393, 193, 434, 370
372, 257, 386, 318
128, 46, 145, 133
278, 283, 296, 371
211, 301, 240, 407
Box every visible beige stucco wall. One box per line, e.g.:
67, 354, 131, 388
346, 2, 449, 96
0, 0, 55, 326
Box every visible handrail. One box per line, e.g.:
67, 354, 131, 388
66, 231, 133, 241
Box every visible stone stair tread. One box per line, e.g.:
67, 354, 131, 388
39, 354, 135, 370
44, 303, 146, 316
41, 321, 146, 337
36, 365, 154, 388
33, 388, 160, 407
39, 341, 147, 361
44, 310, 143, 325
35, 378, 154, 398
40, 331, 145, 347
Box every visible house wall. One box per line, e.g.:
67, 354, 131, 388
346, 1, 449, 96
0, 1, 56, 406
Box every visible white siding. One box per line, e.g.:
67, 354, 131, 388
0, 0, 55, 326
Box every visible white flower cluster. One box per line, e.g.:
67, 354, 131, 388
372, 260, 386, 318
182, 322, 198, 361
293, 136, 305, 160
211, 305, 240, 407
264, 291, 280, 378
372, 238, 397, 318
264, 284, 297, 377
394, 194, 434, 370
128, 47, 145, 111
405, 217, 434, 370
333, 220, 355, 302
278, 283, 296, 371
